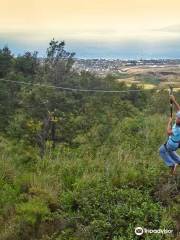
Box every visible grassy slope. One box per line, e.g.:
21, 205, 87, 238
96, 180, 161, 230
0, 114, 179, 240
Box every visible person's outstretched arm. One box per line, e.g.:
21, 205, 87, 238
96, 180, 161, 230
170, 95, 180, 111
167, 117, 173, 136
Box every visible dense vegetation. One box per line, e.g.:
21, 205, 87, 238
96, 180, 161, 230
0, 40, 179, 240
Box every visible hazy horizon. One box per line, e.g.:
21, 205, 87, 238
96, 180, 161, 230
1, 0, 180, 59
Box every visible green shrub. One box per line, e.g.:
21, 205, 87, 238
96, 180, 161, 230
16, 197, 50, 225
59, 183, 165, 239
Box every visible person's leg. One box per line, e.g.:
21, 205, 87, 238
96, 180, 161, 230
171, 164, 178, 175
168, 151, 179, 174
169, 151, 180, 164
159, 145, 176, 167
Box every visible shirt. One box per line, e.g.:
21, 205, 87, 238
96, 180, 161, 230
166, 123, 180, 150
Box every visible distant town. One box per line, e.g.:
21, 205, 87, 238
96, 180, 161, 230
73, 59, 180, 76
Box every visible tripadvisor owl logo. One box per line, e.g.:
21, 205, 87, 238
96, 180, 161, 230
135, 227, 144, 236
134, 226, 173, 236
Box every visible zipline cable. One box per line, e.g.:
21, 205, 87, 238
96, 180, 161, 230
1, 78, 180, 94
0, 78, 152, 93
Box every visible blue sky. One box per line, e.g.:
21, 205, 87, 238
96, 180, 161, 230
1, 33, 180, 59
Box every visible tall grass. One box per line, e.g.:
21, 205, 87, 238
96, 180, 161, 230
0, 114, 179, 239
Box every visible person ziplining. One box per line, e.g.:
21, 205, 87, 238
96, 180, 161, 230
159, 94, 180, 175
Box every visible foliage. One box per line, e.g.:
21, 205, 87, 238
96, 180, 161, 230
0, 41, 179, 239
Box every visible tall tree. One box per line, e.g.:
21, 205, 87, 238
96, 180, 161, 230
0, 46, 13, 78
14, 51, 39, 78
45, 39, 75, 85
